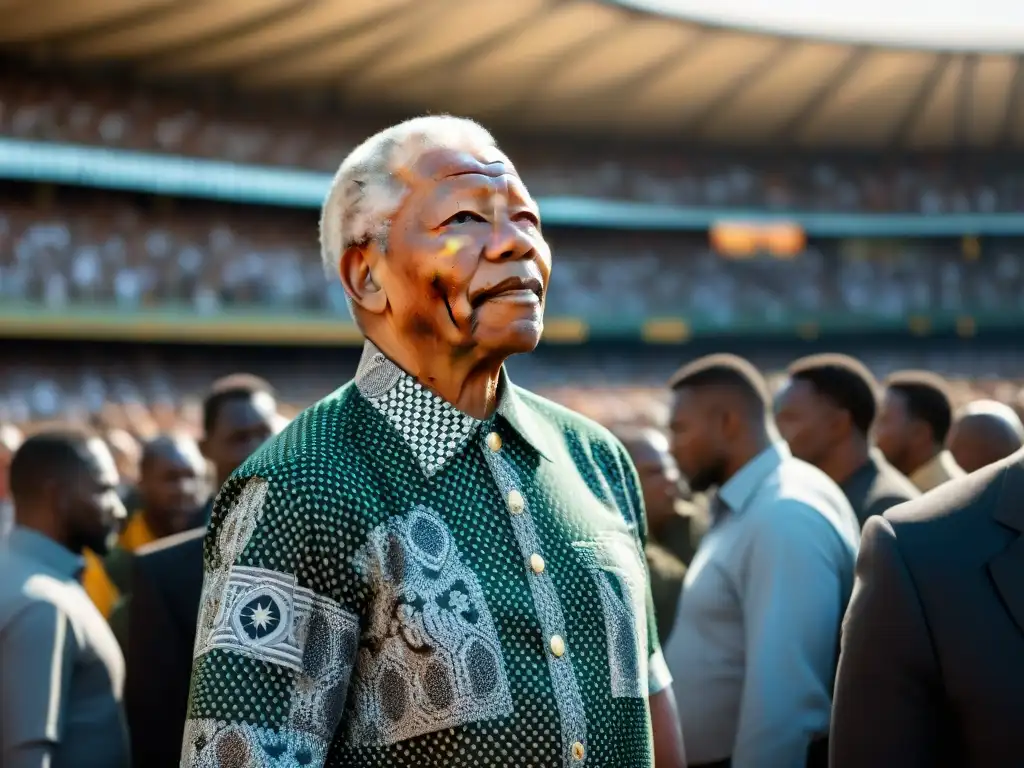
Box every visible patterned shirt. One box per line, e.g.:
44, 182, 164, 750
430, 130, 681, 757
183, 342, 671, 768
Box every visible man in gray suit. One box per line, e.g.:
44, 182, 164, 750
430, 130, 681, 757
0, 429, 129, 768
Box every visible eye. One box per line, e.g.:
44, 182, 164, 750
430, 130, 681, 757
441, 211, 486, 226
514, 211, 541, 227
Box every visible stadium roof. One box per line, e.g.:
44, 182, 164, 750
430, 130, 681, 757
4, 0, 1024, 149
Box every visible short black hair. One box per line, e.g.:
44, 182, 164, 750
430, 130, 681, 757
885, 370, 954, 445
669, 354, 770, 409
202, 374, 275, 437
9, 429, 96, 504
788, 354, 879, 436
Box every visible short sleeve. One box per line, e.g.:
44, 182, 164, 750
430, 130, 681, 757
0, 601, 77, 767
611, 440, 673, 696
182, 466, 363, 768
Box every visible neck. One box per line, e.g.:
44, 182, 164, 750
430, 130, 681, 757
905, 444, 941, 476
369, 333, 505, 420
723, 423, 773, 483
817, 435, 870, 486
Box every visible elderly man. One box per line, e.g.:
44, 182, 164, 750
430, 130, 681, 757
182, 116, 685, 768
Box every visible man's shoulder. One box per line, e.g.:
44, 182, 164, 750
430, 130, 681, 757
766, 456, 860, 547
0, 551, 37, 619
774, 454, 855, 511
512, 385, 624, 451
134, 526, 206, 569
0, 558, 86, 631
232, 382, 368, 484
885, 450, 1017, 533
867, 457, 921, 505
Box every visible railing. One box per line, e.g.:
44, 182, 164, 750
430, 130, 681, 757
0, 303, 1016, 346
3, 138, 1024, 234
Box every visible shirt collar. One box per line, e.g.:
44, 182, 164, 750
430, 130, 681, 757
5, 526, 85, 581
355, 340, 551, 477
718, 441, 789, 515
910, 449, 961, 491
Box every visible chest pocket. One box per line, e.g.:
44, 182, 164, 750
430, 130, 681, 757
573, 530, 649, 699
347, 505, 514, 748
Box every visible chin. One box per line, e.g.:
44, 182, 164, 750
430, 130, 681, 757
475, 319, 543, 357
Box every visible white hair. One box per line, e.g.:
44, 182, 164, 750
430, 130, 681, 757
318, 116, 497, 316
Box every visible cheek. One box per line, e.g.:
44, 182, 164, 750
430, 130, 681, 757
535, 240, 553, 281
399, 236, 477, 302
673, 434, 701, 469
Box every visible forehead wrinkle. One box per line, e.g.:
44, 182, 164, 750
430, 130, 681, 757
427, 174, 530, 208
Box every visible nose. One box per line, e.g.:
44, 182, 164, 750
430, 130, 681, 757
483, 219, 534, 263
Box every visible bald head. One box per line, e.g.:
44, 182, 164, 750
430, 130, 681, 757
614, 426, 670, 466
0, 424, 22, 453
141, 433, 202, 472
0, 423, 23, 503
611, 426, 681, 530
949, 400, 1024, 473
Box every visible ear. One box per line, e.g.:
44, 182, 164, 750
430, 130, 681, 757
340, 243, 387, 316
40, 476, 64, 514
717, 404, 741, 439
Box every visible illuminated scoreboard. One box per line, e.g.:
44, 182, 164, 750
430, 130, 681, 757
709, 221, 806, 258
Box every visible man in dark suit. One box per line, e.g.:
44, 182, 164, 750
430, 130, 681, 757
124, 375, 278, 768
831, 448, 1024, 766
776, 354, 919, 527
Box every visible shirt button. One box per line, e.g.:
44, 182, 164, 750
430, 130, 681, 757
550, 634, 565, 657
486, 431, 502, 452
507, 490, 525, 514
529, 553, 545, 574
571, 742, 585, 761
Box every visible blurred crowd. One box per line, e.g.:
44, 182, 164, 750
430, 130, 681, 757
5, 337, 1024, 438
1, 350, 1019, 766
3, 66, 1024, 213
4, 184, 1024, 323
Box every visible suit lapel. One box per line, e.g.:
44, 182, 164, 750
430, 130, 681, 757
989, 459, 1024, 637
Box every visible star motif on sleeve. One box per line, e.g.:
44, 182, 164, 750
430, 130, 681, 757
247, 601, 276, 632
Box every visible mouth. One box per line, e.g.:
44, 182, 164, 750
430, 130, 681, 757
471, 277, 543, 308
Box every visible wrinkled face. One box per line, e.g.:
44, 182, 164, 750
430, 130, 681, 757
874, 389, 913, 470
775, 379, 836, 467
372, 146, 551, 357
63, 438, 126, 555
668, 388, 729, 494
140, 440, 207, 534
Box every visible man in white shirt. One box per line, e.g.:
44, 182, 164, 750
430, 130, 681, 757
663, 354, 860, 768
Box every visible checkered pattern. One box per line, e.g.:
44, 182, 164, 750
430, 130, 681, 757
361, 370, 479, 478
184, 341, 667, 768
